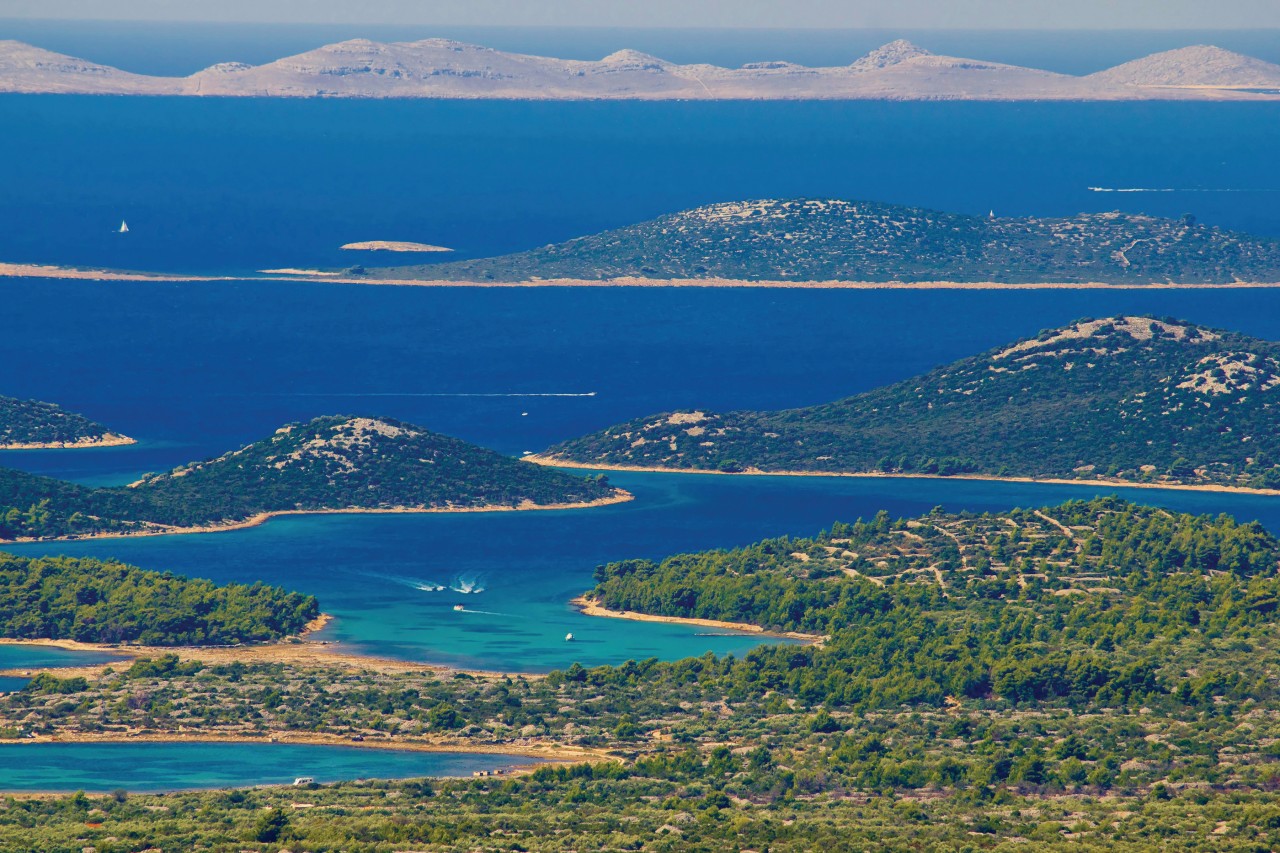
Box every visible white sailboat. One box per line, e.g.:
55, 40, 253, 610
118, 220, 129, 233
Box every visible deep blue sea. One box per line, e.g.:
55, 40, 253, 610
0, 27, 1278, 670
2, 23, 1280, 790
1, 96, 1277, 275
5, 283, 1280, 673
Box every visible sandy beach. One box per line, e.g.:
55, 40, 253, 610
0, 262, 229, 282
5, 261, 1280, 290
0, 433, 136, 450
571, 596, 825, 644
524, 455, 1280, 498
0, 614, 528, 681
7, 730, 610, 765
0, 489, 633, 545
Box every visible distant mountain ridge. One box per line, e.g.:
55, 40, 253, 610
538, 316, 1280, 492
375, 199, 1280, 285
2, 37, 1278, 100
1088, 45, 1280, 88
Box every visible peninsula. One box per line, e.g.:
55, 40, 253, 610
371, 200, 1280, 286
536, 316, 1280, 492
0, 394, 134, 450
0, 551, 317, 646
2, 38, 1280, 101
0, 414, 627, 541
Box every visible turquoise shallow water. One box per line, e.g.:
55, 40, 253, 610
0, 646, 125, 671
0, 646, 127, 692
0, 743, 536, 793
3, 283, 1280, 671
7, 469, 1280, 673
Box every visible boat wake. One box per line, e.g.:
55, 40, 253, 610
372, 572, 485, 594
1087, 186, 1275, 193
245, 391, 598, 398
450, 575, 486, 595
451, 606, 509, 617
371, 572, 450, 593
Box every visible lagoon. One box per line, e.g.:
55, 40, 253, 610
0, 646, 128, 692
0, 742, 537, 793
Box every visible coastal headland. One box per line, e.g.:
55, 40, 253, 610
1, 492, 633, 545
0, 433, 135, 450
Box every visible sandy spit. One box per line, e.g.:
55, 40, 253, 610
6, 262, 1280, 290
571, 596, 825, 644
8, 731, 609, 764
0, 490, 633, 545
0, 732, 613, 797
0, 615, 533, 681
523, 455, 1280, 498
0, 262, 229, 282
258, 268, 342, 276
0, 433, 135, 450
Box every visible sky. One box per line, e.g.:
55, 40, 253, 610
7, 0, 1280, 29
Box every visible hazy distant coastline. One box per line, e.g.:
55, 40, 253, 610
2, 37, 1280, 100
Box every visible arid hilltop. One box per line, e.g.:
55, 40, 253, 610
2, 38, 1279, 100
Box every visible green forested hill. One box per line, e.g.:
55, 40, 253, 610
373, 199, 1280, 284
544, 316, 1280, 490
11, 498, 1280, 850
0, 395, 131, 448
587, 497, 1280, 706
0, 415, 621, 540
0, 551, 317, 644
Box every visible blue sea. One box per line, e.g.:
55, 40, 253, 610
0, 69, 1279, 674
1, 97, 1278, 275
0, 742, 537, 792
2, 22, 1280, 789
